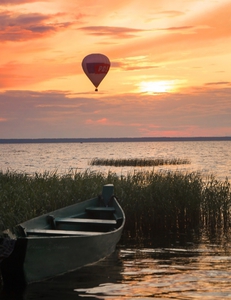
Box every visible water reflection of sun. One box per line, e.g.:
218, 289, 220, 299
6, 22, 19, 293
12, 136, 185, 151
138, 80, 175, 94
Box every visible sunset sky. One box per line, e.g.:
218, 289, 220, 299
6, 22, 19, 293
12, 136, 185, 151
1, 0, 231, 138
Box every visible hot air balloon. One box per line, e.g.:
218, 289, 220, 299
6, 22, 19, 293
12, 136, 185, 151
82, 53, 110, 91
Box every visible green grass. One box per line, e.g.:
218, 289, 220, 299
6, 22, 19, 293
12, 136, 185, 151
0, 169, 230, 239
90, 157, 191, 167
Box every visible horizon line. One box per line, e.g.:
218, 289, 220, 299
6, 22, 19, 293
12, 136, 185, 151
0, 136, 231, 144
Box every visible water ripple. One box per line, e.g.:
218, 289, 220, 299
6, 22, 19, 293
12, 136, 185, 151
73, 246, 231, 300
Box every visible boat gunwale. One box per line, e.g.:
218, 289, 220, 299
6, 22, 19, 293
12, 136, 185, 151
17, 196, 125, 240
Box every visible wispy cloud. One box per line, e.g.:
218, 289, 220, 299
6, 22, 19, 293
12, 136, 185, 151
156, 25, 201, 35
79, 24, 196, 40
112, 61, 159, 71
0, 0, 43, 5
205, 82, 231, 86
158, 26, 194, 31
79, 26, 147, 39
158, 10, 185, 17
0, 11, 73, 42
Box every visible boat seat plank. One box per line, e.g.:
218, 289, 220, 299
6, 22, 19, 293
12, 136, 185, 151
56, 217, 116, 225
26, 229, 102, 236
85, 207, 115, 213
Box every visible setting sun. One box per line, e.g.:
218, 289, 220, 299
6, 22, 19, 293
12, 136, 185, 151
138, 81, 175, 94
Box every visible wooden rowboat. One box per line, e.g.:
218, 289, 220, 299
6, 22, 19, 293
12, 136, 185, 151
0, 184, 125, 286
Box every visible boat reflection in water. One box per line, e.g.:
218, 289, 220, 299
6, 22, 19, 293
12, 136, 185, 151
25, 249, 123, 300
2, 232, 231, 299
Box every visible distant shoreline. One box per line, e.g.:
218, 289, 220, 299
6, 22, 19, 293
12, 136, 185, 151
0, 137, 231, 144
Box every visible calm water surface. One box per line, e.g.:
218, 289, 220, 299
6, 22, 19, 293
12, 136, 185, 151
1, 141, 231, 180
24, 234, 231, 300
1, 141, 231, 299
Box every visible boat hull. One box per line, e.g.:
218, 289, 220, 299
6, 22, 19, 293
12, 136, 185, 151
24, 227, 122, 283
0, 184, 125, 284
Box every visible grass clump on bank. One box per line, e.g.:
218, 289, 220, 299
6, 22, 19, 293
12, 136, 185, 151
90, 157, 190, 167
0, 169, 230, 239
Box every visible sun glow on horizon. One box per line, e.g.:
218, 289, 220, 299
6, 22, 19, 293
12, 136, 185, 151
138, 80, 177, 94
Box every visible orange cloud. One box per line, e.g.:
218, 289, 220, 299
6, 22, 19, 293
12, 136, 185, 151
157, 10, 185, 18
86, 118, 107, 125
0, 61, 80, 88
0, 118, 7, 122
107, 2, 231, 60
85, 118, 123, 126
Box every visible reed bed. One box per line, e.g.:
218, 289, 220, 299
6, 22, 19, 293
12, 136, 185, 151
90, 157, 191, 167
0, 169, 230, 239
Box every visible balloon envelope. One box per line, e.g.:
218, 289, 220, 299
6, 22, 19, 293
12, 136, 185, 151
82, 53, 110, 91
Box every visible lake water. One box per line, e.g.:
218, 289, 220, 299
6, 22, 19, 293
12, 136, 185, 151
1, 141, 231, 299
1, 141, 231, 180
23, 233, 231, 300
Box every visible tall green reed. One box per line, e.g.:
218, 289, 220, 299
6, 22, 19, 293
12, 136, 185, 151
0, 169, 231, 238
90, 157, 190, 167
0, 169, 118, 232
202, 175, 231, 230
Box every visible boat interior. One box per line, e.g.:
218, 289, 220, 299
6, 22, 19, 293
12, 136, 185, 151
15, 185, 124, 238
